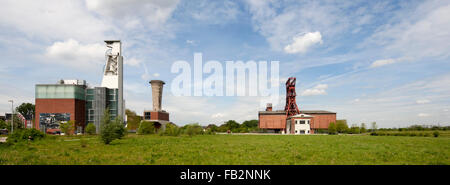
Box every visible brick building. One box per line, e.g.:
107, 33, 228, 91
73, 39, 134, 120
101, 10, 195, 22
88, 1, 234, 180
258, 106, 336, 134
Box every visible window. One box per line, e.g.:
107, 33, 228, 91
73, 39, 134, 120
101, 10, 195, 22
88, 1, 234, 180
144, 112, 151, 120
295, 130, 297, 133
300, 120, 305, 124
300, 130, 305, 134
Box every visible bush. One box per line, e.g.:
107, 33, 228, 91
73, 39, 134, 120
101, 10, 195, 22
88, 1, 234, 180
100, 109, 126, 144
183, 123, 204, 136
138, 121, 156, 135
328, 122, 337, 135
60, 121, 75, 135
159, 123, 181, 136
433, 131, 439, 137
205, 128, 216, 135
7, 129, 45, 143
85, 123, 96, 135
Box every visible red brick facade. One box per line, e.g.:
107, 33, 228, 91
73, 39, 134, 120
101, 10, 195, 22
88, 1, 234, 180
258, 114, 287, 129
144, 111, 170, 121
259, 111, 336, 133
308, 113, 337, 130
34, 99, 86, 130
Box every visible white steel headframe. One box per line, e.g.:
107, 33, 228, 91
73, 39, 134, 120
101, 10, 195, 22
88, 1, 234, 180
101, 40, 124, 121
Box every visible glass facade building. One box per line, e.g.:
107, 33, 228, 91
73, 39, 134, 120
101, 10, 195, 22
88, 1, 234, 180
85, 87, 119, 133
35, 84, 120, 134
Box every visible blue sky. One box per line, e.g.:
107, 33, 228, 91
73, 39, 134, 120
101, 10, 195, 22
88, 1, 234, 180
1, 0, 450, 128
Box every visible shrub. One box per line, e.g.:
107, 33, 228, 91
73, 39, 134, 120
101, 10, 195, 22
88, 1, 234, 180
184, 123, 204, 136
60, 121, 75, 135
7, 129, 45, 143
159, 123, 181, 136
205, 128, 216, 135
85, 123, 96, 135
100, 109, 126, 144
328, 122, 337, 135
138, 121, 156, 135
433, 131, 439, 137
336, 120, 349, 133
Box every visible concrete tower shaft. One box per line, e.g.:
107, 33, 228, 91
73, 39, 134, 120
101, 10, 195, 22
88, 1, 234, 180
149, 80, 165, 111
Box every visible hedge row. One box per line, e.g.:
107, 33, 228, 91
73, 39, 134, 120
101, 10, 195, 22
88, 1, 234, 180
370, 131, 439, 137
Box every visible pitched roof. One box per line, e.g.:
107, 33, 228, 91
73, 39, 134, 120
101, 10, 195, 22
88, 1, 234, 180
258, 110, 336, 115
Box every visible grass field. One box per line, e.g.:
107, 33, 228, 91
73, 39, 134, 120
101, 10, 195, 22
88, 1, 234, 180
0, 134, 449, 165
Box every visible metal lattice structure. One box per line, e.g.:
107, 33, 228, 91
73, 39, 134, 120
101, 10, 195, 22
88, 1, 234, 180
284, 77, 300, 117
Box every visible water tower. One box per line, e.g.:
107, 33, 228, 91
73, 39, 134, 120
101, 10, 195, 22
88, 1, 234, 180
143, 80, 170, 130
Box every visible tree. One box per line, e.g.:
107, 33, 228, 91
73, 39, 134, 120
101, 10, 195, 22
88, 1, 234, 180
360, 123, 367, 133
60, 120, 75, 135
16, 103, 35, 119
349, 124, 360, 134
159, 123, 181, 136
336, 120, 349, 133
206, 124, 218, 132
85, 123, 96, 135
183, 123, 203, 136
138, 121, 156, 134
242, 120, 258, 128
7, 114, 24, 132
371, 122, 377, 131
100, 109, 126, 144
0, 120, 7, 129
224, 120, 240, 131
125, 109, 141, 130
328, 122, 337, 135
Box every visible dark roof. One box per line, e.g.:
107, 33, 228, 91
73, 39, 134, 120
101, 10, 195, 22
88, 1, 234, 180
149, 80, 165, 85
300, 110, 336, 114
258, 110, 285, 115
259, 110, 336, 115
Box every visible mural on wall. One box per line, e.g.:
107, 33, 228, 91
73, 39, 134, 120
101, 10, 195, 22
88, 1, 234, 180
39, 113, 70, 131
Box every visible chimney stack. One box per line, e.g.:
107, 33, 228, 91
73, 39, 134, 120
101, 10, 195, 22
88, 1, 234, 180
149, 80, 165, 111
266, 103, 273, 111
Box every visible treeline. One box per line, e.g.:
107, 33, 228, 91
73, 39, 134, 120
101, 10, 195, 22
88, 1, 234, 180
205, 120, 260, 133
136, 119, 260, 136
377, 125, 450, 131
137, 122, 214, 136
326, 120, 371, 135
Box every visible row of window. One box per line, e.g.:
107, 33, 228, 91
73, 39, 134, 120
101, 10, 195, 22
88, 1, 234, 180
294, 130, 310, 134
295, 120, 309, 124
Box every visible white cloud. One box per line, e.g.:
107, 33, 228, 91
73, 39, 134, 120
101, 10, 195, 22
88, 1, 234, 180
124, 58, 141, 67
363, 1, 450, 62
211, 113, 224, 118
153, 73, 160, 77
245, 1, 362, 51
370, 58, 397, 68
418, 113, 430, 117
0, 0, 111, 43
416, 99, 430, 104
186, 40, 196, 45
300, 84, 328, 96
45, 39, 104, 68
284, 32, 323, 54
188, 0, 240, 24
85, 0, 179, 30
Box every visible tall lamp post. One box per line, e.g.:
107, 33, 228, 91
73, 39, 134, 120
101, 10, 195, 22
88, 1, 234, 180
8, 100, 13, 134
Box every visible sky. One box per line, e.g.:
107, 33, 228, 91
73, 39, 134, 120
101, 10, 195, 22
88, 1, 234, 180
1, 0, 450, 128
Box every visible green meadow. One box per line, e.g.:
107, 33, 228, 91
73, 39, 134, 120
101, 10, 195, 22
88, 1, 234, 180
0, 134, 449, 165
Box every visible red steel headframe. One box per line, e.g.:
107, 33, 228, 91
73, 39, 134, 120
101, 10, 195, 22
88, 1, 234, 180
284, 77, 300, 117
